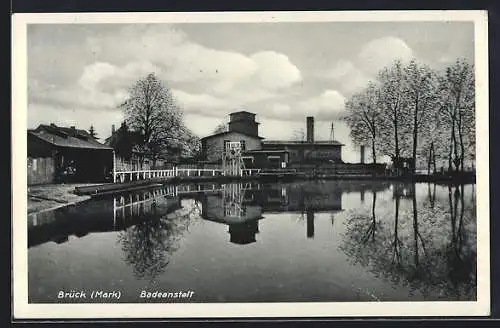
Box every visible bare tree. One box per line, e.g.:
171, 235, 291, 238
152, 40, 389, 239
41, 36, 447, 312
376, 60, 410, 161
344, 82, 382, 163
436, 60, 475, 173
403, 60, 439, 171
119, 73, 184, 166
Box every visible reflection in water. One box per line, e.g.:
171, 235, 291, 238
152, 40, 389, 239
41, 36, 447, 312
196, 181, 382, 242
28, 187, 202, 280
28, 180, 477, 302
340, 182, 476, 300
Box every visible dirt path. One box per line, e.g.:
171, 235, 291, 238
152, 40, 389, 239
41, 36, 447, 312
27, 183, 97, 214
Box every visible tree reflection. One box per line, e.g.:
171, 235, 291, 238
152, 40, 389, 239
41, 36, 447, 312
340, 183, 476, 300
117, 200, 200, 280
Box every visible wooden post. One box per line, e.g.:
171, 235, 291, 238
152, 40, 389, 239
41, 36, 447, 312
112, 150, 116, 183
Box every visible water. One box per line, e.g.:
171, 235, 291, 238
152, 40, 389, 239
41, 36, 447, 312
28, 181, 477, 303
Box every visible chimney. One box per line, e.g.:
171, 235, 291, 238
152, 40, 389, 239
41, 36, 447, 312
306, 210, 315, 239
360, 145, 365, 164
306, 116, 314, 143
112, 124, 116, 134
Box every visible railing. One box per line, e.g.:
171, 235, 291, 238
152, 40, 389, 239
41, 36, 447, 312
113, 167, 261, 183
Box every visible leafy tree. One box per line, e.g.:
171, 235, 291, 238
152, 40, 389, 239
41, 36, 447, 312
109, 121, 135, 161
119, 73, 184, 166
213, 122, 229, 134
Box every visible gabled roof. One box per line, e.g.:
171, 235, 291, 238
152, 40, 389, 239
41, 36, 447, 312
29, 124, 113, 150
201, 131, 265, 141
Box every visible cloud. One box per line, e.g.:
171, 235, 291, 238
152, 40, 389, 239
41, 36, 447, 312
323, 37, 414, 95
171, 89, 229, 114
299, 90, 346, 120
324, 60, 371, 95
357, 36, 413, 75
250, 51, 302, 89
28, 103, 123, 140
28, 24, 302, 119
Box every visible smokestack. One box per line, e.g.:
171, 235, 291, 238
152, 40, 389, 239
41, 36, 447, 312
306, 116, 314, 143
307, 210, 315, 239
112, 124, 116, 134
360, 145, 365, 164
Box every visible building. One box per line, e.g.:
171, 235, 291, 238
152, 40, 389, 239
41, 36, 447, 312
28, 124, 114, 185
200, 111, 265, 163
200, 111, 345, 169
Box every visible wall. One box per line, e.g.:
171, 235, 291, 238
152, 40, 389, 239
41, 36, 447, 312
203, 132, 262, 162
28, 157, 56, 185
228, 120, 259, 137
244, 152, 288, 169
262, 143, 342, 163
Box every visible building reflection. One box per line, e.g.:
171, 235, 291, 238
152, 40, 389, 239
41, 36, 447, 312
198, 181, 390, 242
28, 187, 181, 248
28, 181, 392, 248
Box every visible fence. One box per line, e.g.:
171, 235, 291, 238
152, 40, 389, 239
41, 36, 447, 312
113, 166, 261, 183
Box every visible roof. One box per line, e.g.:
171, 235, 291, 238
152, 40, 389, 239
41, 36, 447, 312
263, 140, 345, 146
29, 124, 113, 150
244, 150, 289, 154
229, 111, 256, 116
201, 131, 265, 141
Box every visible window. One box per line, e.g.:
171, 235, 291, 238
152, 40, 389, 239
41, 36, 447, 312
240, 140, 246, 151
223, 140, 230, 152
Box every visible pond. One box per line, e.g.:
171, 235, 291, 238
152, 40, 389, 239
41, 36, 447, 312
28, 180, 477, 303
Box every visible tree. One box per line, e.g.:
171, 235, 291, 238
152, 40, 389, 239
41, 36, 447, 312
376, 60, 410, 161
403, 60, 439, 172
180, 127, 202, 159
119, 73, 184, 166
436, 60, 475, 173
88, 125, 99, 139
213, 122, 229, 134
109, 121, 134, 160
344, 82, 382, 163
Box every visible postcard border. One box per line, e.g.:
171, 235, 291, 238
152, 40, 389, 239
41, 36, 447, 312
11, 10, 491, 319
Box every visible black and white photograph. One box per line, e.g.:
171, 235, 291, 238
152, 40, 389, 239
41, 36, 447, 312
12, 10, 489, 318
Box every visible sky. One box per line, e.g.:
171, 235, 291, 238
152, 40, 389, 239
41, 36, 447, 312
27, 21, 474, 163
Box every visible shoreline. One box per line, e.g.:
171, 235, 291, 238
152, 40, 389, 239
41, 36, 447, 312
75, 173, 475, 197
28, 173, 476, 212
28, 183, 98, 214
